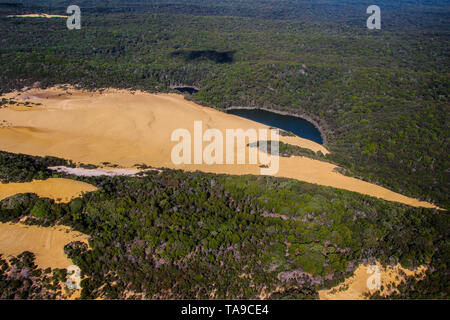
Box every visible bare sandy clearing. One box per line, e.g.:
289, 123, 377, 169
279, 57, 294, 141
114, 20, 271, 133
319, 262, 427, 300
48, 166, 160, 177
7, 14, 68, 19
0, 178, 98, 203
0, 86, 440, 209
0, 222, 88, 269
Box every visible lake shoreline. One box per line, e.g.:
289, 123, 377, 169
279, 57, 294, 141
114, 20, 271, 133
225, 106, 329, 146
9, 83, 329, 145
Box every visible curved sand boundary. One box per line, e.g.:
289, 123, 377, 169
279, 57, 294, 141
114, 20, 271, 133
0, 178, 98, 203
319, 262, 427, 300
0, 222, 88, 269
0, 86, 440, 209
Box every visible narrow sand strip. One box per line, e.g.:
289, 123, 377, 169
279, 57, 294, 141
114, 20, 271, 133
0, 178, 98, 203
0, 222, 88, 269
7, 14, 68, 19
0, 86, 440, 209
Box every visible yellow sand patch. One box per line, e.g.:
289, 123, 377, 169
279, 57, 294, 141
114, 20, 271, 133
0, 178, 98, 203
0, 222, 88, 270
7, 14, 68, 19
6, 104, 42, 111
0, 86, 440, 209
318, 262, 427, 300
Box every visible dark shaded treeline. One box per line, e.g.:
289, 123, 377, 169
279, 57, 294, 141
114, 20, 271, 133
171, 50, 235, 64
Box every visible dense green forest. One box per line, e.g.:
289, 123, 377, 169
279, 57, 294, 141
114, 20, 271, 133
0, 151, 448, 299
0, 0, 448, 299
0, 1, 448, 209
3, 0, 450, 30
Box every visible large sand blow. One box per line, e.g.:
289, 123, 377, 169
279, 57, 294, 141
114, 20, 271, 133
0, 86, 440, 209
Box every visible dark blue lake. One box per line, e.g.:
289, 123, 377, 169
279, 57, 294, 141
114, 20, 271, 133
227, 108, 323, 144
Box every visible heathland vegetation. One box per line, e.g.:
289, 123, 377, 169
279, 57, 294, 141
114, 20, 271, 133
0, 151, 448, 299
0, 0, 448, 299
0, 0, 448, 209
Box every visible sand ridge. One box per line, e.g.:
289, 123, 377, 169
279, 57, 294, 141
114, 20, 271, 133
0, 86, 441, 209
7, 14, 68, 19
0, 178, 98, 203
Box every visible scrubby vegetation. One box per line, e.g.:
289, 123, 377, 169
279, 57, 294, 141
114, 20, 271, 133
0, 1, 448, 299
250, 141, 327, 160
0, 251, 67, 299
0, 1, 448, 209
0, 152, 448, 299
0, 152, 70, 183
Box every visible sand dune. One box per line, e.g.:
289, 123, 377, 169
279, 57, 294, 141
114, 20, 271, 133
319, 262, 427, 300
0, 178, 98, 203
0, 222, 88, 269
0, 86, 440, 209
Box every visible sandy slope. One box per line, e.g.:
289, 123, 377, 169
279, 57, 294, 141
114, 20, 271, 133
0, 86, 440, 209
0, 222, 88, 269
0, 178, 98, 203
318, 262, 427, 300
